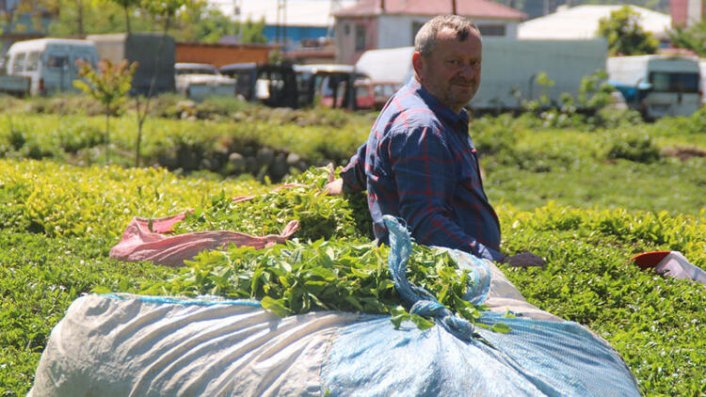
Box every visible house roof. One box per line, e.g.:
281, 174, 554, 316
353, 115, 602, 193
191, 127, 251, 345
518, 5, 672, 40
210, 0, 357, 27
333, 0, 526, 21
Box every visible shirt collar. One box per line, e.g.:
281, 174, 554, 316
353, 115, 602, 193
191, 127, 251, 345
408, 78, 469, 133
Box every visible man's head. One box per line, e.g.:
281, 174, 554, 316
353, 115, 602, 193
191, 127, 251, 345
412, 15, 482, 113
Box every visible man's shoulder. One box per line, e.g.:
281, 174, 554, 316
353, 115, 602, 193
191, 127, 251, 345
378, 91, 441, 134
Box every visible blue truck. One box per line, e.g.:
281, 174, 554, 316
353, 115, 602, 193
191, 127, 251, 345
607, 55, 702, 120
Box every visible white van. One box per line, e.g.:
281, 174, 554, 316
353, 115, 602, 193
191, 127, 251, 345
700, 59, 706, 106
4, 38, 99, 96
607, 55, 703, 119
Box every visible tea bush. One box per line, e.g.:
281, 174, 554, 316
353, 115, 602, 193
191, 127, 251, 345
3, 157, 706, 395
3, 96, 706, 396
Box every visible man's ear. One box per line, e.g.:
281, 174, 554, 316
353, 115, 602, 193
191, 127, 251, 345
412, 51, 424, 81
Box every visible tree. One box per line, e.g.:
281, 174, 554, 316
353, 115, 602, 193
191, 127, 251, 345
239, 17, 267, 44
74, 59, 137, 164
190, 8, 235, 43
597, 6, 658, 56
131, 0, 186, 167
106, 0, 140, 33
668, 21, 706, 57
48, 0, 135, 36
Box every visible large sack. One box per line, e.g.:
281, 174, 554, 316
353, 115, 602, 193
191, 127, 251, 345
31, 218, 639, 396
29, 294, 639, 397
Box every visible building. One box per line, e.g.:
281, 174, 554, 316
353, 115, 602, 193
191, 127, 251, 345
333, 0, 526, 64
518, 5, 672, 43
671, 0, 705, 27
210, 0, 356, 49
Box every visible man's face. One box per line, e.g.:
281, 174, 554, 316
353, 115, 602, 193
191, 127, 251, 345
413, 28, 482, 112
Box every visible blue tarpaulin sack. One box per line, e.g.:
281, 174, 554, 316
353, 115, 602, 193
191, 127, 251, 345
321, 216, 640, 396
30, 217, 640, 397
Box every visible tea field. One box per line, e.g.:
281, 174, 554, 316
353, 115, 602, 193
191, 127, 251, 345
1, 101, 706, 396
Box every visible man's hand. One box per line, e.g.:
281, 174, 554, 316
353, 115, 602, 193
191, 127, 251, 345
502, 252, 545, 268
323, 178, 343, 195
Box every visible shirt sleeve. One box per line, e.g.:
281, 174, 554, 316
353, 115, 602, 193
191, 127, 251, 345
340, 143, 367, 193
386, 126, 503, 261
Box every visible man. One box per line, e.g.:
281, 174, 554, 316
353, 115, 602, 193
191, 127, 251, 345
331, 15, 543, 267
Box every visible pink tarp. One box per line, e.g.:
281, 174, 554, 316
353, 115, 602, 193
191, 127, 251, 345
110, 212, 299, 267
110, 171, 335, 267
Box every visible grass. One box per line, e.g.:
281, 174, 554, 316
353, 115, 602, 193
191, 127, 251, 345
2, 104, 706, 395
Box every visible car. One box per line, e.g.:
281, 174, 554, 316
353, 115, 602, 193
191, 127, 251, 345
175, 62, 236, 101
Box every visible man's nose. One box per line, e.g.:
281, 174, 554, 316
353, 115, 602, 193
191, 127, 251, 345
459, 64, 477, 79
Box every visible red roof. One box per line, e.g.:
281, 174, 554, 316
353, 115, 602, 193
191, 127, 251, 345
334, 0, 526, 20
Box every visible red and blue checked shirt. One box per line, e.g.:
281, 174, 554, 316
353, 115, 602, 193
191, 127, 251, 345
341, 79, 503, 261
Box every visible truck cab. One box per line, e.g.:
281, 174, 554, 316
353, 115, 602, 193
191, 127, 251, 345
608, 55, 702, 120
4, 38, 98, 96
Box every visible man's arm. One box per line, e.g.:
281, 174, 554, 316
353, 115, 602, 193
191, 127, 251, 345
325, 143, 367, 195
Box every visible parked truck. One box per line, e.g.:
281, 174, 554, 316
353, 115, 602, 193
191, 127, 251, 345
2, 38, 98, 96
87, 33, 176, 96
354, 38, 608, 112
607, 55, 703, 119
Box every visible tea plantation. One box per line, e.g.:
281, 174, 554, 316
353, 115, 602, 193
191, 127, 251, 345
1, 99, 706, 396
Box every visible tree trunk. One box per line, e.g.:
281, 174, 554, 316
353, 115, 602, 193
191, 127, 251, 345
105, 111, 110, 164
134, 14, 172, 167
76, 0, 85, 36
123, 5, 131, 34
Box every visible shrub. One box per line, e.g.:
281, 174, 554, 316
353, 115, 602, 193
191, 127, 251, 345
606, 131, 661, 163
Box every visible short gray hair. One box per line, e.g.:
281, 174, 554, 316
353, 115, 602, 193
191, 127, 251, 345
414, 15, 480, 58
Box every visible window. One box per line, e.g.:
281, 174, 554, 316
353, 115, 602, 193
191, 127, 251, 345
649, 72, 700, 93
11, 53, 26, 73
411, 21, 425, 45
478, 25, 506, 36
25, 52, 40, 72
355, 25, 366, 51
46, 55, 68, 69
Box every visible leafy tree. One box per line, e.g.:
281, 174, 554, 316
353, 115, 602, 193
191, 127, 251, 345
668, 20, 706, 57
74, 59, 137, 164
597, 6, 658, 56
131, 0, 186, 167
48, 0, 140, 35
105, 0, 140, 33
239, 17, 267, 44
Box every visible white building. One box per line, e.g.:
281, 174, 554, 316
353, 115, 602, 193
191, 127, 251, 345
518, 5, 672, 41
333, 0, 527, 64
208, 0, 356, 48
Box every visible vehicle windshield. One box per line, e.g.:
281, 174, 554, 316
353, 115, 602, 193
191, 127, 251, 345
649, 72, 700, 93
176, 67, 216, 75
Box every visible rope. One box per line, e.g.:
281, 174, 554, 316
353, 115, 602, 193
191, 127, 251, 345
383, 215, 476, 342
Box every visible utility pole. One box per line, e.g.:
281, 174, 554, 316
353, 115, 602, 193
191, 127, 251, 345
233, 0, 242, 43
452, 0, 457, 15
282, 0, 287, 52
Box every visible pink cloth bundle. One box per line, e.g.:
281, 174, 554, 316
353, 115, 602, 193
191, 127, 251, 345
110, 212, 299, 267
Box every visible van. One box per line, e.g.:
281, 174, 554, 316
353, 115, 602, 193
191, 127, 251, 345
293, 64, 371, 110
4, 38, 99, 96
700, 59, 706, 106
608, 55, 703, 119
220, 63, 305, 108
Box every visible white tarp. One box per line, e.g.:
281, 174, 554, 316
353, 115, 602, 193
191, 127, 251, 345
29, 259, 563, 397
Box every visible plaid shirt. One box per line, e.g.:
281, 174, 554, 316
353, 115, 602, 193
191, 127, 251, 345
341, 79, 503, 261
